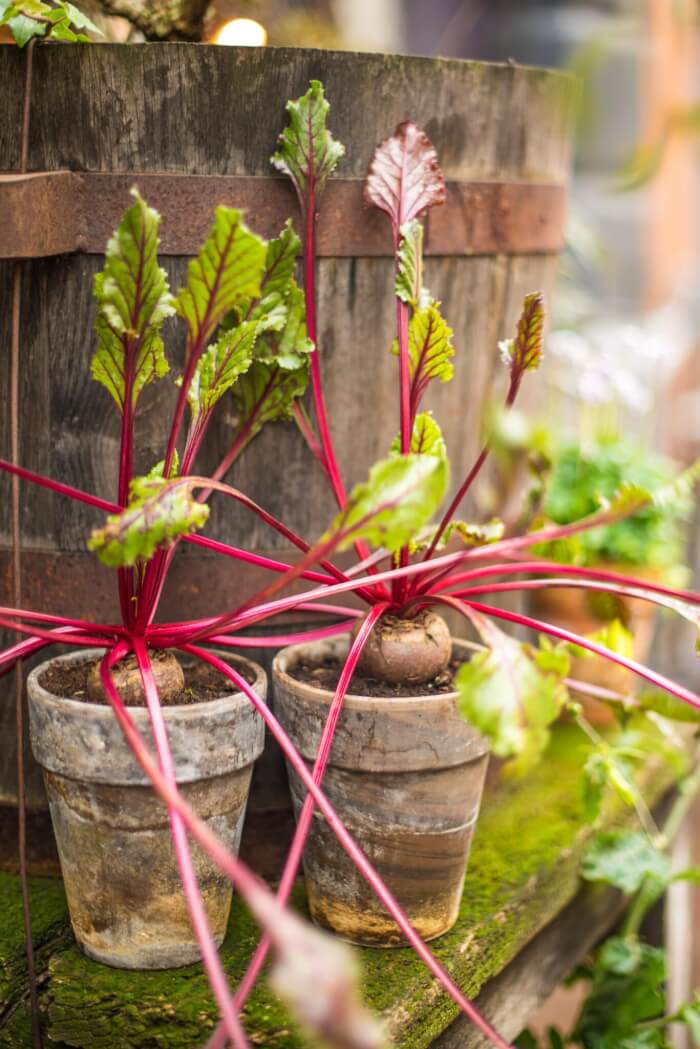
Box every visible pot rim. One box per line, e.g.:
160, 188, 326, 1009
27, 645, 266, 724
272, 635, 473, 710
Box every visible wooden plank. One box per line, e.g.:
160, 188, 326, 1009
432, 884, 623, 1048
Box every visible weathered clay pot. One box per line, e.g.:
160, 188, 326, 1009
273, 637, 489, 947
27, 648, 265, 969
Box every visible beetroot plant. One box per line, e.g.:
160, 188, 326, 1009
3, 78, 700, 1049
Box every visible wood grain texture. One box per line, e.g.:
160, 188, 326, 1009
0, 45, 573, 807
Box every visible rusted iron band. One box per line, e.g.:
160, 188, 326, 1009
0, 171, 567, 260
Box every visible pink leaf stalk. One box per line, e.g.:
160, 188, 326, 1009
129, 641, 251, 1049
224, 602, 389, 1026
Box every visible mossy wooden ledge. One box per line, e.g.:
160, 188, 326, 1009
1, 725, 679, 1049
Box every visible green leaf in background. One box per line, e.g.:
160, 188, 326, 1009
271, 80, 345, 205
573, 937, 666, 1049
87, 477, 209, 567
176, 208, 266, 347
395, 220, 429, 308
636, 686, 700, 724
582, 831, 671, 896
328, 453, 449, 555
567, 618, 634, 661
539, 435, 690, 573
186, 321, 258, 424
456, 614, 568, 775
392, 302, 454, 392
91, 190, 175, 413
679, 996, 700, 1046
2, 0, 100, 46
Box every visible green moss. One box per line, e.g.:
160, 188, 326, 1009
6, 724, 677, 1049
0, 873, 69, 1013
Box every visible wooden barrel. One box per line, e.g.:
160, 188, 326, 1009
0, 45, 574, 840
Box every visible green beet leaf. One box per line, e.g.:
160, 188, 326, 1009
91, 190, 175, 412
233, 359, 310, 441
254, 281, 313, 370
389, 412, 446, 460
500, 292, 545, 382
582, 830, 671, 895
87, 477, 209, 567
456, 614, 568, 775
185, 321, 258, 424
271, 80, 345, 206
392, 303, 454, 393
395, 220, 429, 308
328, 453, 448, 555
176, 207, 267, 348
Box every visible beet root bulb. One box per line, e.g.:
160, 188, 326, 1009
355, 610, 451, 686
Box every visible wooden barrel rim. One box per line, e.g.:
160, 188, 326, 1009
0, 170, 567, 260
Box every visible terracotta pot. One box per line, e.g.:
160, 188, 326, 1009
27, 648, 265, 970
530, 565, 659, 724
272, 637, 488, 947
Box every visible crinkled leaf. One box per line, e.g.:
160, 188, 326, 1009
389, 412, 446, 459
91, 190, 175, 413
87, 477, 209, 567
395, 220, 429, 307
410, 516, 504, 555
582, 831, 671, 895
176, 207, 266, 347
328, 453, 448, 555
233, 359, 310, 440
271, 80, 345, 205
392, 303, 454, 400
456, 614, 568, 775
185, 321, 258, 424
255, 281, 313, 370
500, 292, 545, 382
573, 937, 666, 1049
364, 121, 446, 234
257, 220, 301, 299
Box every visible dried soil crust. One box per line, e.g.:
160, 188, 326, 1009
39, 652, 255, 707
289, 654, 468, 698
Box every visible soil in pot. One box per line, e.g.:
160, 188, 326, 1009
28, 648, 266, 970
273, 617, 489, 948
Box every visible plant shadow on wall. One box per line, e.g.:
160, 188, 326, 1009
4, 78, 700, 1049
